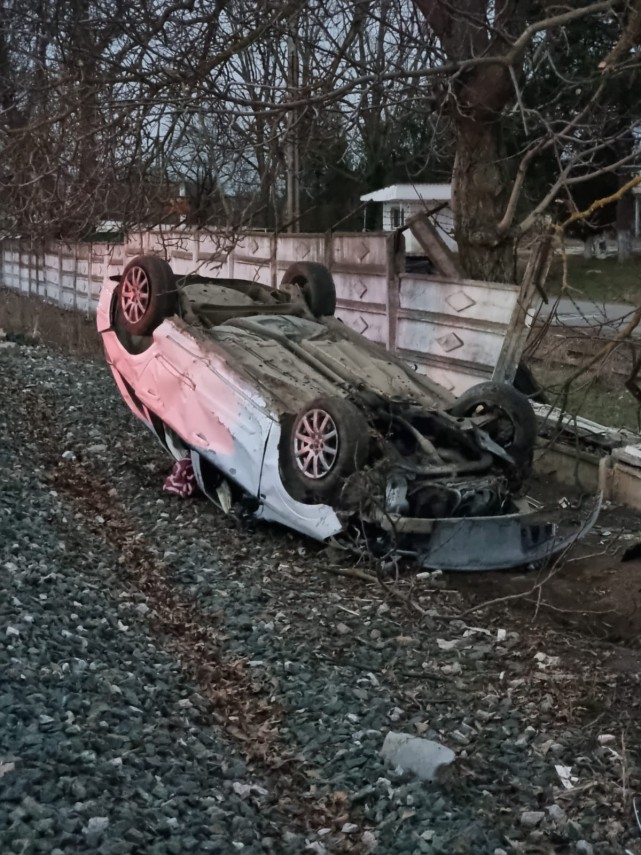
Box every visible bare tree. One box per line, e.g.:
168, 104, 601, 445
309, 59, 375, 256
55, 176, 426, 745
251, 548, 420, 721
412, 0, 641, 281
0, 0, 639, 285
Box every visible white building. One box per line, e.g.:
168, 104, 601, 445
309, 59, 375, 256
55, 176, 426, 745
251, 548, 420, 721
360, 183, 456, 253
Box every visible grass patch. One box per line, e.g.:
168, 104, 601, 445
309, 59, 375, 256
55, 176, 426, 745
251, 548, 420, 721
545, 254, 641, 305
534, 364, 641, 432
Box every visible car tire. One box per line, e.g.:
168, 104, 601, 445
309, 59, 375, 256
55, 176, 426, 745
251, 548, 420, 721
281, 262, 337, 317
117, 255, 178, 336
280, 397, 369, 502
449, 382, 537, 487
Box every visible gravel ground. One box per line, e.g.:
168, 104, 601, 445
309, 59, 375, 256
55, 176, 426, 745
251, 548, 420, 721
1, 339, 641, 854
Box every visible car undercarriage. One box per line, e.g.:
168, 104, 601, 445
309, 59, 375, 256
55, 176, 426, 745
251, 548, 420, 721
97, 255, 599, 570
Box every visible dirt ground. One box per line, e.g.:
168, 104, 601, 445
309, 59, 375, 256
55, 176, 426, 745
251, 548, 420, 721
450, 499, 641, 646
0, 286, 103, 358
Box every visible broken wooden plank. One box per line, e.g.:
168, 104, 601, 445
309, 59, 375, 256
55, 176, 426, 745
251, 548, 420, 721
405, 212, 463, 280
493, 235, 552, 384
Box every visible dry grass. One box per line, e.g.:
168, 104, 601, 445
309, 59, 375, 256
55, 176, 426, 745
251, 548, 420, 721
533, 362, 641, 431
0, 288, 103, 358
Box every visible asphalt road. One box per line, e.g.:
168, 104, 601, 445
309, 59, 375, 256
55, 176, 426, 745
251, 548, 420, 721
535, 297, 638, 332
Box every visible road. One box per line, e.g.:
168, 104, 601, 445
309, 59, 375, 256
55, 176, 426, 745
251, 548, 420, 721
534, 297, 637, 332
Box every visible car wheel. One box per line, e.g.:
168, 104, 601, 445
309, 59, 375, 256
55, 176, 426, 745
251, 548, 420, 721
281, 262, 337, 317
280, 397, 369, 502
449, 382, 537, 487
117, 255, 178, 336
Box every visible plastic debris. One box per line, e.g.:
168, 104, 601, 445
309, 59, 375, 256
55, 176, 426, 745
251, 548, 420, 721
555, 764, 579, 790
381, 732, 455, 781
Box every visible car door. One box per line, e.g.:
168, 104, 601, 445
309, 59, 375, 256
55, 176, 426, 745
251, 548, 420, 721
139, 321, 273, 497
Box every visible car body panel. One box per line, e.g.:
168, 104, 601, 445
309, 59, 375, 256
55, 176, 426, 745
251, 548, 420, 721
371, 495, 602, 571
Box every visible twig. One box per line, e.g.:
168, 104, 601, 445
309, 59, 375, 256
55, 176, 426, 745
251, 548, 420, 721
523, 598, 614, 616
621, 731, 628, 807
454, 529, 581, 619
400, 670, 449, 681
375, 556, 430, 618
324, 565, 376, 582
556, 782, 599, 798
509, 64, 529, 135
561, 305, 641, 388
335, 603, 362, 617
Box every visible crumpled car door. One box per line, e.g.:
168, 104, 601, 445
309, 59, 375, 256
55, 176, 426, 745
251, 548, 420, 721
140, 323, 272, 497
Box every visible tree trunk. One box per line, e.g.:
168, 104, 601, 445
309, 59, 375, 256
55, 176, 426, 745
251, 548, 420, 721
618, 228, 632, 262
616, 172, 634, 263
452, 118, 514, 283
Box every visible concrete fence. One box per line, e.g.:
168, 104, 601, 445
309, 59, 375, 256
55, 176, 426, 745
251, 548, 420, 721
0, 229, 534, 395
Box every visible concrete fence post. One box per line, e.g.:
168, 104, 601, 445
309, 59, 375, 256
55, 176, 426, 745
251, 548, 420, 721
386, 232, 403, 353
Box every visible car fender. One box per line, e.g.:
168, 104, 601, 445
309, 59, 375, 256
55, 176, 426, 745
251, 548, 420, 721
256, 421, 343, 541
97, 276, 118, 332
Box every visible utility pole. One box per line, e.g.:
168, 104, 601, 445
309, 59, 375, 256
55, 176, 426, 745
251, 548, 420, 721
286, 15, 300, 233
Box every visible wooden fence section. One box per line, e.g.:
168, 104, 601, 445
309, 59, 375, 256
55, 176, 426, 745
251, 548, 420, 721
0, 230, 534, 394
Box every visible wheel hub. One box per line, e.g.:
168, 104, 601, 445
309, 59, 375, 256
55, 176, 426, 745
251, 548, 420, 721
120, 266, 150, 324
294, 408, 339, 480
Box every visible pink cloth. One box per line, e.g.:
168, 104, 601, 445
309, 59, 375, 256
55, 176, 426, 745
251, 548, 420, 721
163, 458, 198, 498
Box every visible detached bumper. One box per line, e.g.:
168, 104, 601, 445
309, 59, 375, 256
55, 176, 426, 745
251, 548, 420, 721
372, 495, 601, 571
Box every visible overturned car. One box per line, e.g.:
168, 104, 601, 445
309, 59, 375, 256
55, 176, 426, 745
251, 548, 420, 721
97, 255, 596, 570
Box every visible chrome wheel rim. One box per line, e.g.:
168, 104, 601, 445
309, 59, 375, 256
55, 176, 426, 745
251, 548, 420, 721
121, 266, 150, 324
294, 408, 339, 479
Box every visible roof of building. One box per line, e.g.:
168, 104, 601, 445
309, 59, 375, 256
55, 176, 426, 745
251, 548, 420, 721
360, 183, 452, 203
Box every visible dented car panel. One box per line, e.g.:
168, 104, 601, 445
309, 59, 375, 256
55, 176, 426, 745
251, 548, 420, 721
100, 276, 345, 537
98, 257, 597, 570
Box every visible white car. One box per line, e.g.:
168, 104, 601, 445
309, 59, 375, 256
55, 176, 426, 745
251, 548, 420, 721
97, 255, 597, 570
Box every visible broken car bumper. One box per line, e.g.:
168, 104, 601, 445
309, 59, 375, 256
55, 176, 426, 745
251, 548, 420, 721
371, 495, 601, 571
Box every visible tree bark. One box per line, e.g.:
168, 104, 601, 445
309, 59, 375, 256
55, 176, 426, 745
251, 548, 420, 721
618, 229, 632, 262
452, 117, 514, 282
412, 0, 524, 282
616, 171, 634, 262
